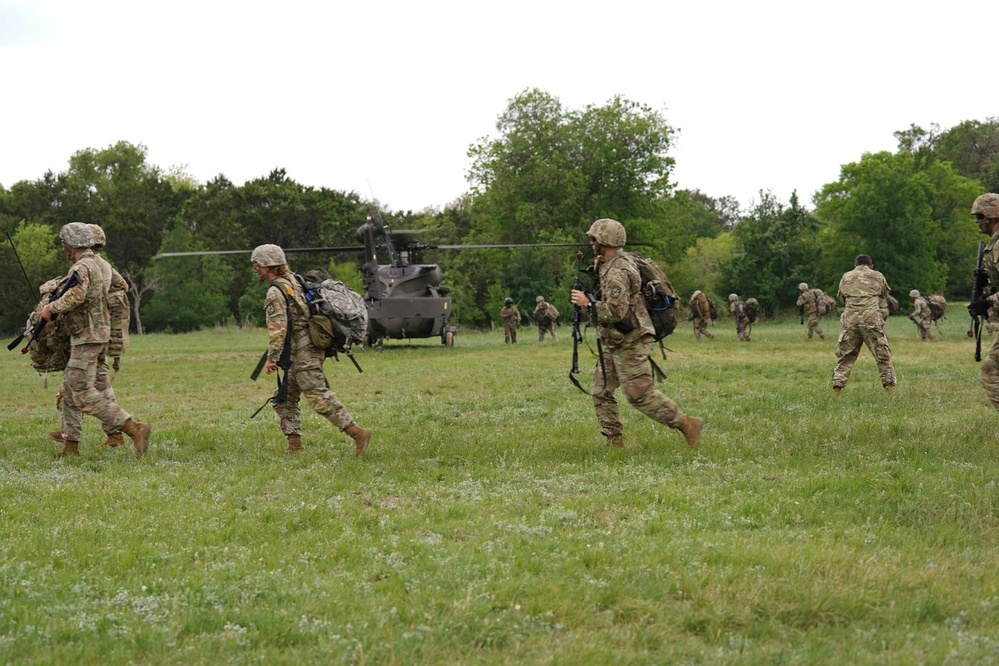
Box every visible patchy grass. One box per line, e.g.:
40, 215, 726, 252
1, 313, 997, 664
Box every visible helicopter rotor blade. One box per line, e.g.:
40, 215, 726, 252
153, 246, 365, 260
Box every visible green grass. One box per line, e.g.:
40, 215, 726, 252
1, 313, 998, 665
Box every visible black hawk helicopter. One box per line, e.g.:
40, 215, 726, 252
154, 213, 580, 348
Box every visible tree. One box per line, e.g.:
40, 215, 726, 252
935, 118, 999, 192
142, 225, 234, 332
815, 150, 979, 297
717, 191, 825, 312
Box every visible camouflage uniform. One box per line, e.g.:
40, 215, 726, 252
729, 294, 750, 342
796, 287, 826, 340
533, 296, 559, 342
500, 301, 521, 344
58, 238, 130, 445
976, 205, 999, 407
909, 293, 936, 341
264, 274, 356, 436
591, 252, 689, 437
689, 291, 714, 341
51, 250, 140, 444
832, 263, 896, 391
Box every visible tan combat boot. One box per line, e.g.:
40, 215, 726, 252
678, 416, 703, 449
48, 430, 64, 443
286, 434, 304, 454
885, 385, 895, 396
345, 423, 372, 455
102, 432, 125, 447
57, 438, 80, 457
122, 418, 151, 458
605, 434, 625, 449
833, 387, 843, 396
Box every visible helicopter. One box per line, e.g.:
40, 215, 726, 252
154, 213, 581, 349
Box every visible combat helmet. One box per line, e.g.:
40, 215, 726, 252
88, 224, 106, 248
505, 297, 513, 306
972, 193, 999, 219
59, 222, 95, 249
586, 218, 626, 247
250, 244, 287, 267
909, 289, 920, 298
729, 293, 739, 302
798, 282, 808, 290
536, 296, 544, 303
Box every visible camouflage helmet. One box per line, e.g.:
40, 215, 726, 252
798, 282, 808, 290
692, 290, 702, 297
536, 295, 545, 303
909, 289, 920, 298
972, 193, 999, 219
59, 222, 95, 249
729, 293, 739, 302
88, 224, 106, 247
505, 297, 513, 306
250, 244, 287, 267
586, 218, 626, 247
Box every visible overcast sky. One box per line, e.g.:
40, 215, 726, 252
1, 0, 995, 214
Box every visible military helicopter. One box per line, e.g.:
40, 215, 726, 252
155, 213, 580, 349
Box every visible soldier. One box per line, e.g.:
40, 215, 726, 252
500, 297, 521, 344
729, 293, 750, 342
40, 223, 151, 457
832, 254, 896, 395
570, 218, 703, 450
796, 282, 826, 340
908, 289, 936, 341
251, 244, 372, 455
689, 290, 714, 341
967, 193, 999, 411
48, 224, 130, 448
533, 295, 559, 342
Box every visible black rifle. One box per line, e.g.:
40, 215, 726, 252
7, 272, 81, 353
969, 241, 988, 362
250, 291, 294, 417
569, 251, 588, 394
799, 305, 805, 325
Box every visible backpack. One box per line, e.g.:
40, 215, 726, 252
545, 303, 560, 322
296, 270, 369, 352
707, 298, 720, 321
627, 252, 679, 342
813, 289, 830, 316
24, 275, 73, 375
744, 297, 760, 324
927, 294, 947, 321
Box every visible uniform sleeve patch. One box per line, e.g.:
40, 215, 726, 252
610, 286, 623, 299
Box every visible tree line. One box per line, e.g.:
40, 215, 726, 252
1, 89, 996, 336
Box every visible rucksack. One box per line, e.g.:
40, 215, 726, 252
24, 275, 73, 375
744, 297, 760, 324
927, 294, 947, 321
296, 270, 369, 352
813, 289, 830, 316
545, 303, 560, 322
707, 298, 720, 321
627, 252, 679, 342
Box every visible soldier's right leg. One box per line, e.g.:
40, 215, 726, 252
273, 372, 304, 452
980, 335, 999, 411
53, 372, 84, 456
832, 328, 862, 392
94, 357, 123, 447
592, 354, 624, 447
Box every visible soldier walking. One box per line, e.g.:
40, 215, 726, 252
729, 293, 750, 342
967, 194, 999, 411
41, 223, 151, 457
500, 297, 521, 344
570, 218, 702, 450
796, 283, 826, 340
533, 296, 559, 342
908, 289, 936, 341
831, 254, 896, 395
689, 290, 714, 341
251, 244, 372, 455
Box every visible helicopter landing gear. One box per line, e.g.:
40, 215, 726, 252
442, 325, 457, 348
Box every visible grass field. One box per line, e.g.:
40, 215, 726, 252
1, 311, 997, 665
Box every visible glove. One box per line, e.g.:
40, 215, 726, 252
968, 300, 992, 317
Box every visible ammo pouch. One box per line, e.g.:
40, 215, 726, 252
613, 318, 635, 334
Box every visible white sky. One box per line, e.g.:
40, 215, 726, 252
1, 0, 995, 213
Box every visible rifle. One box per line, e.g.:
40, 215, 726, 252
7, 272, 81, 353
969, 241, 988, 362
799, 305, 804, 325
250, 290, 295, 417
569, 251, 588, 394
